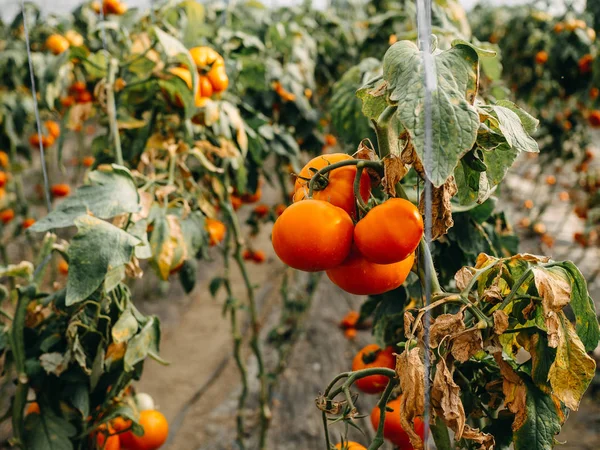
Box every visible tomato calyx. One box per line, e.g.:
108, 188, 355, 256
361, 348, 382, 365
305, 158, 382, 199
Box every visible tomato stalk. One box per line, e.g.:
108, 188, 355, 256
367, 378, 399, 450
353, 162, 370, 216
373, 106, 398, 159
106, 57, 124, 166
221, 178, 271, 449
307, 159, 383, 198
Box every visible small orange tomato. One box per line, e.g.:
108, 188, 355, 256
45, 120, 60, 139
0, 171, 6, 188
70, 81, 87, 94
26, 402, 40, 415
82, 156, 95, 167
114, 78, 127, 92
534, 50, 548, 65
58, 260, 69, 275
207, 65, 229, 92
558, 191, 569, 202
241, 187, 262, 203
272, 200, 354, 272
199, 75, 214, 98
29, 134, 41, 148
253, 204, 269, 218
578, 54, 594, 74
588, 110, 600, 128
76, 91, 93, 103
354, 198, 423, 265
334, 442, 366, 450
231, 195, 243, 211
554, 22, 564, 33
95, 427, 120, 450
206, 218, 226, 246
251, 250, 266, 263
533, 222, 546, 235
324, 134, 337, 147
545, 175, 557, 185
590, 87, 599, 100
22, 218, 36, 229
128, 410, 168, 450
91, 1, 101, 13
352, 345, 396, 394
327, 250, 414, 296
42, 135, 56, 147
103, 0, 127, 15
0, 209, 15, 224
370, 397, 425, 448
60, 95, 76, 107
46, 34, 70, 55
0, 151, 8, 168
344, 328, 357, 340
340, 310, 360, 329
51, 183, 71, 198
523, 199, 534, 209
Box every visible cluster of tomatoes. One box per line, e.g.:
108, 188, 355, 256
28, 120, 61, 150
168, 46, 229, 108
92, 0, 128, 16
61, 81, 95, 108
272, 153, 423, 296
334, 344, 425, 450
45, 29, 85, 56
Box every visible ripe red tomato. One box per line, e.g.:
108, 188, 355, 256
351, 345, 396, 394
340, 310, 360, 329
0, 209, 15, 224
95, 425, 121, 450
326, 249, 414, 296
205, 218, 226, 246
354, 198, 423, 264
128, 410, 168, 450
370, 397, 425, 449
272, 199, 353, 272
293, 154, 370, 218
334, 442, 366, 450
22, 218, 36, 229
51, 183, 71, 198
0, 171, 7, 188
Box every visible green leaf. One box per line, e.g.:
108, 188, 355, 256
124, 316, 162, 372
68, 384, 90, 419
556, 261, 600, 351
112, 308, 139, 344
372, 286, 408, 348
209, 277, 225, 297
24, 409, 76, 450
483, 104, 539, 153
179, 259, 197, 294
331, 58, 381, 144
383, 41, 480, 186
495, 100, 539, 135
482, 143, 519, 186
180, 0, 205, 47
66, 217, 140, 306
154, 26, 197, 90
513, 380, 562, 450
517, 331, 555, 392
30, 165, 140, 232
547, 312, 596, 411
356, 75, 388, 121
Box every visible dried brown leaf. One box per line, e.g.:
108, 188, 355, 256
532, 266, 572, 348
403, 311, 416, 338
355, 139, 381, 185
462, 425, 495, 450
475, 253, 499, 269
451, 329, 483, 363
401, 144, 425, 178
455, 267, 475, 291
381, 155, 407, 196
430, 313, 465, 348
492, 310, 509, 334
419, 176, 457, 240
482, 285, 503, 304
492, 352, 527, 431
396, 347, 425, 450
431, 357, 466, 439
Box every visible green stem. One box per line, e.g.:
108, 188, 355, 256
417, 239, 442, 297
353, 163, 369, 215
499, 269, 533, 310
106, 58, 124, 165
327, 368, 396, 399
374, 106, 397, 158
430, 416, 454, 450
368, 378, 398, 450
307, 159, 383, 198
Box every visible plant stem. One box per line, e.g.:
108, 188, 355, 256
374, 106, 397, 158
106, 58, 124, 165
499, 269, 533, 309
307, 159, 383, 198
430, 416, 454, 450
417, 239, 442, 296
368, 378, 398, 450
222, 231, 248, 450
222, 184, 270, 449
353, 163, 369, 215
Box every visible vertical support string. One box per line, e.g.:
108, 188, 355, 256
416, 0, 437, 448
21, 0, 52, 212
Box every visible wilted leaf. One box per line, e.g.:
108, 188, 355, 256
455, 267, 475, 291
396, 347, 425, 450
547, 312, 596, 411
124, 316, 161, 372
493, 351, 527, 431
381, 155, 407, 196
40, 352, 69, 376
150, 214, 187, 281
419, 176, 457, 240
532, 266, 571, 347
430, 313, 465, 348
112, 308, 139, 344
0, 261, 34, 279
452, 329, 483, 362
431, 357, 466, 438
493, 310, 509, 334
462, 425, 495, 450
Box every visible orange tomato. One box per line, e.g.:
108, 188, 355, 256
370, 397, 425, 449
272, 200, 353, 272
578, 54, 594, 74
231, 195, 243, 211
327, 249, 414, 296
523, 199, 534, 209
70, 81, 87, 94
96, 426, 120, 450
340, 310, 360, 329
0, 171, 6, 188
354, 198, 423, 265
199, 76, 213, 98
83, 156, 96, 167
590, 87, 599, 100
554, 22, 564, 33
103, 0, 127, 15
534, 50, 548, 65
51, 183, 71, 198
22, 218, 36, 229
206, 218, 226, 246
351, 345, 396, 394
588, 110, 600, 128
344, 328, 357, 340
61, 95, 76, 107
0, 209, 15, 224
128, 410, 168, 450
189, 46, 223, 68
251, 250, 266, 263
46, 34, 70, 55
241, 187, 262, 203
293, 153, 370, 218
253, 204, 269, 218
26, 402, 40, 415
0, 151, 8, 168
207, 65, 229, 93
335, 442, 366, 450
45, 120, 60, 139
58, 260, 69, 275
76, 91, 93, 103
324, 134, 337, 147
